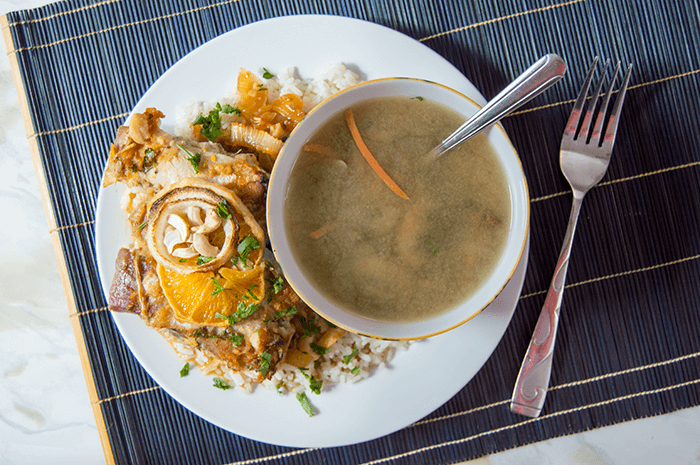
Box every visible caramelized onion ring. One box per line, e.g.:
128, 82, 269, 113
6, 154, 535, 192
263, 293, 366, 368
145, 178, 262, 274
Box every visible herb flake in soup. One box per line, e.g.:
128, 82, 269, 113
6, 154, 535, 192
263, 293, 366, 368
284, 96, 511, 323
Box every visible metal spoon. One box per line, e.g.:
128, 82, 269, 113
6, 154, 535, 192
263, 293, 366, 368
429, 54, 566, 159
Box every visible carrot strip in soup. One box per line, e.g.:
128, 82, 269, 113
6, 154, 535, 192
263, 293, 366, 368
345, 110, 410, 200
310, 219, 338, 239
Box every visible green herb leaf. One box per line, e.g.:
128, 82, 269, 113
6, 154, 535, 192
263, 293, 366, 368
180, 362, 190, 377
216, 201, 233, 220
296, 392, 315, 417
343, 348, 359, 364
266, 276, 285, 302
193, 109, 224, 141
197, 256, 216, 265
273, 305, 297, 320
428, 240, 440, 255
228, 333, 243, 346
177, 143, 201, 173
236, 235, 261, 264
415, 96, 424, 101
310, 342, 330, 356
262, 68, 274, 79
301, 316, 321, 337
256, 351, 272, 378
247, 286, 258, 301
216, 102, 241, 115
137, 220, 148, 230
215, 312, 228, 320
179, 258, 187, 263
211, 277, 233, 296
309, 376, 323, 395
351, 367, 361, 375
227, 301, 260, 324
213, 378, 230, 390
256, 83, 267, 91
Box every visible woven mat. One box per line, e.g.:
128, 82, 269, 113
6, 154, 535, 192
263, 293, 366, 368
3, 0, 700, 463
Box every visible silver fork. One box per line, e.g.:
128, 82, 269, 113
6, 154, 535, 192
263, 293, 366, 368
510, 57, 633, 418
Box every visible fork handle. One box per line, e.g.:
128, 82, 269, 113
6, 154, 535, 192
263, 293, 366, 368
510, 195, 583, 417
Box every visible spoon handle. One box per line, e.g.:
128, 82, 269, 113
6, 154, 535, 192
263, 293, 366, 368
432, 54, 566, 158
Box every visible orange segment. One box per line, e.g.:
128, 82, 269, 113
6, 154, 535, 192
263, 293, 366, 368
158, 264, 265, 326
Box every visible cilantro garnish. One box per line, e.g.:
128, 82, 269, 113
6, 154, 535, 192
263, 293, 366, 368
296, 392, 315, 417
257, 351, 272, 378
177, 143, 201, 173
262, 68, 274, 79
351, 367, 361, 375
247, 285, 259, 301
299, 369, 323, 395
228, 301, 260, 324
273, 305, 297, 320
211, 277, 232, 296
180, 362, 190, 377
213, 378, 230, 390
216, 201, 233, 220
193, 109, 224, 141
216, 102, 240, 115
197, 256, 216, 265
256, 83, 267, 91
266, 276, 284, 302
415, 96, 424, 101
236, 235, 260, 264
343, 348, 359, 364
228, 333, 243, 346
301, 316, 321, 337
310, 342, 330, 356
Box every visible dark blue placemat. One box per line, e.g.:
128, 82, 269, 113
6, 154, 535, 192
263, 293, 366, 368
3, 0, 700, 463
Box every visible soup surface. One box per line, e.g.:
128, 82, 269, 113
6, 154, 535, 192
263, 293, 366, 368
284, 96, 511, 323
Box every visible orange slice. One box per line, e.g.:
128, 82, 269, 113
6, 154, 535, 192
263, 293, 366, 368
158, 264, 265, 326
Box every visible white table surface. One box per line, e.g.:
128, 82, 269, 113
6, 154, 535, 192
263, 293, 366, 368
1, 1, 698, 464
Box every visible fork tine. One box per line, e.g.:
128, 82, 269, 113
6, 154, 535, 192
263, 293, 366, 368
601, 63, 633, 148
577, 58, 610, 140
590, 61, 621, 146
563, 56, 599, 136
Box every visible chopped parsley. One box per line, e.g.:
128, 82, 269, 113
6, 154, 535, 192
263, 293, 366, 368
310, 342, 330, 356
229, 301, 260, 324
236, 235, 260, 264
211, 277, 233, 296
228, 333, 243, 346
296, 392, 315, 417
414, 96, 424, 101
179, 258, 187, 263
193, 109, 224, 141
179, 362, 190, 377
213, 378, 230, 390
266, 276, 284, 302
256, 83, 267, 91
273, 305, 297, 320
216, 102, 240, 115
428, 240, 440, 255
257, 351, 272, 378
262, 68, 274, 79
246, 285, 259, 301
351, 367, 361, 375
216, 201, 233, 220
276, 382, 285, 394
301, 316, 322, 337
177, 143, 201, 173
197, 256, 216, 265
343, 348, 359, 364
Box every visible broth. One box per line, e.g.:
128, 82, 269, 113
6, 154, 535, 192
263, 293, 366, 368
284, 96, 511, 323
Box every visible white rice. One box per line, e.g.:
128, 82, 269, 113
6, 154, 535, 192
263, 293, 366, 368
165, 63, 411, 396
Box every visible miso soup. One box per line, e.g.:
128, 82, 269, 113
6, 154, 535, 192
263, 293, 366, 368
283, 96, 511, 323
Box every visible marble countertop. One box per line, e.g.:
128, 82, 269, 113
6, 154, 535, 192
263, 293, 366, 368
1, 1, 698, 463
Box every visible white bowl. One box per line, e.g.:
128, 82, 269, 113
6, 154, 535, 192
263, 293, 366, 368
267, 78, 529, 340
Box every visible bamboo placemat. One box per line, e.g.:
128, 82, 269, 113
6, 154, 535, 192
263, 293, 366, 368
3, 0, 700, 463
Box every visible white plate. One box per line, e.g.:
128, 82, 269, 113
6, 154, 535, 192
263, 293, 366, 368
95, 14, 529, 448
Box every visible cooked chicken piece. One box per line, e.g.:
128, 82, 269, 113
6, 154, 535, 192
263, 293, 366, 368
103, 109, 268, 226
108, 247, 307, 381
